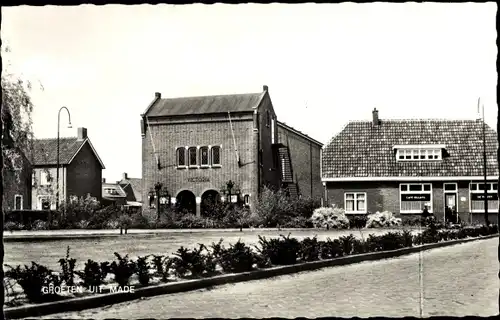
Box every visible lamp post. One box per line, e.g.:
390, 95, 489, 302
481, 101, 490, 226
56, 107, 72, 212
154, 182, 162, 221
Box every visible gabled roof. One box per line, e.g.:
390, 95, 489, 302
31, 137, 105, 169
119, 177, 143, 202
143, 92, 266, 117
277, 121, 323, 147
322, 119, 499, 179
102, 183, 127, 199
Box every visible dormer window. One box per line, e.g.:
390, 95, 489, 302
394, 145, 444, 162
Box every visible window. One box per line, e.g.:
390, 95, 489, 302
266, 111, 271, 127
176, 147, 186, 167
40, 171, 51, 185
271, 118, 276, 143
344, 192, 367, 214
244, 194, 250, 207
469, 182, 499, 213
211, 146, 221, 166
14, 195, 23, 210
200, 147, 209, 166
400, 183, 433, 213
444, 183, 457, 192
396, 148, 442, 161
188, 147, 198, 167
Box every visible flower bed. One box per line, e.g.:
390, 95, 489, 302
4, 223, 498, 308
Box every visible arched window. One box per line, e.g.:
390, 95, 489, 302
176, 147, 186, 167
200, 146, 210, 166
188, 147, 198, 166
211, 146, 221, 166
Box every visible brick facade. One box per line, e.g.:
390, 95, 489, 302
325, 180, 499, 224
278, 124, 322, 200
2, 150, 32, 210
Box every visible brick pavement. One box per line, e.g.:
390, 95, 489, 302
36, 238, 499, 319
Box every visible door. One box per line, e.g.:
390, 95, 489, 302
444, 193, 457, 223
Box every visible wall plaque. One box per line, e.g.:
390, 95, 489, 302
401, 194, 431, 201
187, 176, 210, 183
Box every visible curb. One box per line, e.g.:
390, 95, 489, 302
4, 234, 497, 319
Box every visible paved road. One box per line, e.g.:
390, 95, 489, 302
37, 238, 499, 319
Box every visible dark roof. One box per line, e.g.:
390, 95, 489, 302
277, 121, 323, 147
144, 92, 266, 117
119, 177, 142, 202
31, 137, 105, 168
322, 119, 499, 179
102, 183, 127, 199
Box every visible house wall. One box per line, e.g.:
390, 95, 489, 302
258, 93, 281, 191
66, 142, 103, 202
141, 112, 259, 214
31, 166, 65, 210
2, 151, 32, 210
278, 125, 323, 200
325, 180, 499, 224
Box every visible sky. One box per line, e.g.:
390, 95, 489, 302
2, 3, 497, 182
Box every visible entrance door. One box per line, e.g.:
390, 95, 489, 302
444, 193, 457, 223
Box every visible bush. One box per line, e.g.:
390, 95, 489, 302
298, 236, 321, 262
349, 215, 368, 229
58, 246, 77, 286
366, 211, 402, 228
59, 195, 101, 228
31, 219, 49, 231
76, 260, 110, 288
256, 233, 301, 265
130, 213, 155, 229
87, 205, 120, 229
151, 255, 174, 282
293, 197, 322, 219
338, 234, 357, 255
171, 245, 217, 278
135, 255, 152, 286
221, 206, 252, 228
174, 214, 220, 229
109, 253, 136, 287
319, 238, 343, 259
211, 239, 256, 273
4, 221, 24, 231
254, 186, 295, 227
281, 216, 313, 228
310, 207, 350, 229
75, 220, 90, 229
5, 262, 62, 302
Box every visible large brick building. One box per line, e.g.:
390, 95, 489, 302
321, 108, 499, 224
31, 127, 105, 209
140, 86, 323, 216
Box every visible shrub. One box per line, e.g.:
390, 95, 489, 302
5, 262, 62, 302
200, 198, 227, 221
377, 232, 406, 251
118, 214, 133, 230
293, 197, 322, 219
338, 234, 357, 255
174, 214, 220, 229
221, 206, 252, 228
87, 205, 120, 229
109, 253, 136, 287
31, 219, 49, 230
130, 213, 155, 229
76, 260, 110, 288
402, 217, 421, 227
281, 216, 313, 228
59, 195, 101, 227
151, 255, 174, 282
254, 186, 295, 227
58, 246, 77, 286
75, 220, 90, 229
211, 239, 256, 273
256, 233, 301, 265
366, 211, 402, 228
105, 219, 120, 229
171, 245, 216, 278
319, 238, 343, 259
310, 207, 350, 229
135, 255, 152, 286
349, 215, 368, 229
4, 221, 24, 231
298, 236, 321, 262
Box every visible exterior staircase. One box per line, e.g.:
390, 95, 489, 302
277, 142, 300, 200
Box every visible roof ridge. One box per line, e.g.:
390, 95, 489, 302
34, 136, 78, 140
160, 92, 263, 100
349, 118, 480, 123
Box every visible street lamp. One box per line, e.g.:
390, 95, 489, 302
56, 107, 72, 211
220, 180, 241, 204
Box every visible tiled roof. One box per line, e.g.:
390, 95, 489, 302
144, 92, 266, 117
119, 177, 142, 202
277, 121, 323, 147
102, 183, 127, 199
31, 137, 86, 166
322, 119, 499, 179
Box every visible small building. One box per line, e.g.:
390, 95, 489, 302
140, 85, 323, 216
101, 179, 127, 207
321, 108, 499, 224
118, 172, 143, 211
2, 148, 33, 211
31, 127, 105, 210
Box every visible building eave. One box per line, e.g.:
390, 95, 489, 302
322, 176, 499, 182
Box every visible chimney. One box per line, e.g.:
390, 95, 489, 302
155, 92, 161, 99
122, 172, 128, 180
77, 127, 88, 141
372, 108, 380, 126
102, 178, 106, 183
263, 85, 268, 92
